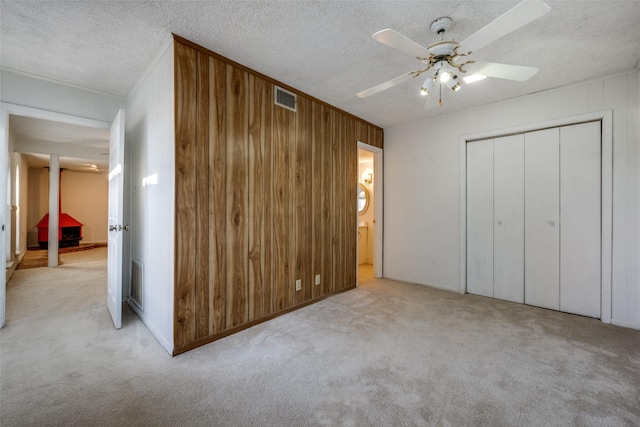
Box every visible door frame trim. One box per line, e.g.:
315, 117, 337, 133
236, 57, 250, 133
0, 102, 110, 328
459, 110, 613, 323
357, 141, 383, 279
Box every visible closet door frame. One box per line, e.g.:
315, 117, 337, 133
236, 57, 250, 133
459, 110, 613, 323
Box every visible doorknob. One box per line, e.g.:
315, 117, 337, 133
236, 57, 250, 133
109, 225, 117, 231
548, 220, 556, 226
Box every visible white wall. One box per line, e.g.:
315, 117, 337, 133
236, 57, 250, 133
12, 153, 29, 257
384, 70, 640, 329
26, 167, 48, 246
1, 69, 124, 123
26, 168, 107, 246
60, 171, 108, 244
126, 40, 175, 354
1, 69, 125, 248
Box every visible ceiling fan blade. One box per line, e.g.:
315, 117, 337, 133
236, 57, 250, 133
458, 0, 550, 54
357, 72, 417, 98
465, 61, 539, 81
424, 93, 441, 110
372, 29, 431, 58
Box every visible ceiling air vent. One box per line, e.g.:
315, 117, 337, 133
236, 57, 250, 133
274, 86, 297, 112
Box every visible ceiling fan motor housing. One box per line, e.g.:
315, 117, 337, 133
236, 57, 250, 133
430, 16, 452, 35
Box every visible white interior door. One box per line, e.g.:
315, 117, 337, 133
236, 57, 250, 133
107, 109, 125, 329
494, 134, 525, 303
0, 108, 7, 327
525, 128, 560, 310
560, 122, 601, 317
466, 139, 494, 298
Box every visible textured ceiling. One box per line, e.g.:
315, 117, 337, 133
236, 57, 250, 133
2, 0, 640, 130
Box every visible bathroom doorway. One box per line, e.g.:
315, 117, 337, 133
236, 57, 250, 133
357, 142, 383, 284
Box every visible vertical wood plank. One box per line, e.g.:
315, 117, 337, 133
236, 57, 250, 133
263, 82, 274, 317
368, 124, 376, 150
174, 42, 197, 347
355, 120, 364, 145
376, 128, 384, 149
195, 51, 210, 339
225, 64, 249, 327
311, 100, 323, 299
344, 117, 357, 289
295, 96, 312, 304
273, 102, 291, 311
302, 97, 314, 301
321, 106, 334, 295
286, 107, 296, 309
332, 112, 345, 291
248, 74, 266, 321
209, 57, 227, 333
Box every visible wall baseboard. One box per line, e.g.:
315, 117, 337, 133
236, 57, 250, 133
611, 318, 640, 330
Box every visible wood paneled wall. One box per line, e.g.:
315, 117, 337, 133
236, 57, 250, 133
173, 36, 383, 354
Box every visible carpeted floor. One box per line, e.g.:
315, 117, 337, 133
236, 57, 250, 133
1, 249, 639, 426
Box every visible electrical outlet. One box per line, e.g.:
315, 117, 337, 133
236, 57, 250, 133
315, 274, 321, 285
295, 279, 302, 291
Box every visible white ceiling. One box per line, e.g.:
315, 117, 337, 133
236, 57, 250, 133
10, 115, 109, 173
2, 0, 640, 132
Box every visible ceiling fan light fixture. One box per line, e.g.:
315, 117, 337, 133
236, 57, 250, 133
420, 76, 434, 95
358, 0, 551, 108
446, 75, 461, 91
463, 74, 487, 84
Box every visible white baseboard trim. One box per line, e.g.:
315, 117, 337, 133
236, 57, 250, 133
128, 300, 173, 355
611, 318, 640, 330
382, 275, 460, 293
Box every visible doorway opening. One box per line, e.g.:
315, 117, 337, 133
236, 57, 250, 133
1, 103, 111, 327
357, 142, 383, 284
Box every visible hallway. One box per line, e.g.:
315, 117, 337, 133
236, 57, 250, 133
358, 263, 374, 285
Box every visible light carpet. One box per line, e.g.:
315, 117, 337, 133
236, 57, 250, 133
1, 249, 639, 426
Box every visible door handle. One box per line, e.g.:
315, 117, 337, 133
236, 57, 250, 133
109, 225, 117, 231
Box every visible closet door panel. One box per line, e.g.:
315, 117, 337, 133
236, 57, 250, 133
493, 135, 525, 303
467, 140, 494, 298
560, 122, 601, 318
525, 128, 560, 310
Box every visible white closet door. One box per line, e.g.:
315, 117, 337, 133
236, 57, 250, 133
560, 122, 601, 317
525, 128, 560, 310
467, 139, 494, 298
494, 135, 525, 303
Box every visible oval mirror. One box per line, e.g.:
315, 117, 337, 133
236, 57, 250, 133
357, 183, 369, 215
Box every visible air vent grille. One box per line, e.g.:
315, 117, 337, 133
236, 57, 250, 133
274, 86, 297, 112
130, 259, 143, 310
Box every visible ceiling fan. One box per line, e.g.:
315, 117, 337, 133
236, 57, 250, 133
357, 0, 551, 107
